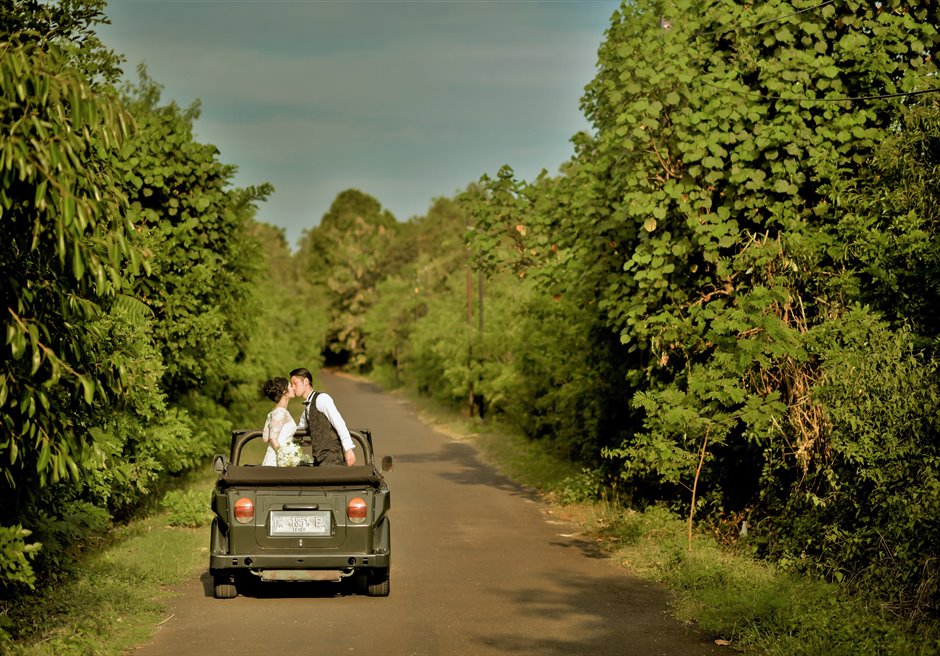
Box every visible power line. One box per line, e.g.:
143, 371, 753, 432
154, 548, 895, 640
700, 81, 940, 103
683, 0, 839, 38
741, 0, 838, 30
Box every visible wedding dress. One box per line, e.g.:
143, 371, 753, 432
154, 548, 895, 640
261, 406, 297, 466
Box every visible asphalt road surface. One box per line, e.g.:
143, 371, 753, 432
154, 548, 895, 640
131, 371, 724, 656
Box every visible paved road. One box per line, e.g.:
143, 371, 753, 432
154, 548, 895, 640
131, 371, 722, 656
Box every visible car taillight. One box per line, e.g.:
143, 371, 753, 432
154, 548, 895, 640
347, 497, 368, 524
234, 497, 254, 524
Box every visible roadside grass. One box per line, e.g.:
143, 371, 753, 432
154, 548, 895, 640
7, 468, 216, 656
579, 504, 940, 656
400, 386, 940, 655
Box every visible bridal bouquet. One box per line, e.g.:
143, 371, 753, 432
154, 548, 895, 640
276, 440, 312, 467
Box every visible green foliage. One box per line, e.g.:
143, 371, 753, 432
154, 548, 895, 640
160, 489, 212, 528
298, 189, 400, 368
0, 526, 40, 590
27, 498, 111, 585
459, 0, 940, 621
0, 0, 124, 85
232, 221, 327, 402
5, 509, 209, 655
404, 279, 474, 404
556, 469, 607, 505
0, 525, 40, 644
5, 0, 939, 641
760, 309, 940, 617
603, 506, 940, 656
0, 37, 142, 496
1, 4, 274, 612
363, 274, 424, 386
836, 97, 940, 341
362, 197, 469, 388
118, 67, 270, 402
293, 0, 940, 624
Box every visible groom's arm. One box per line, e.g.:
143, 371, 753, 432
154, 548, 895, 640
317, 394, 357, 466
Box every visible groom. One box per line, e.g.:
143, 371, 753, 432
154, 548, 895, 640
289, 368, 357, 466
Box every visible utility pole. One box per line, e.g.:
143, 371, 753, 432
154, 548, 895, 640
478, 270, 484, 334
466, 263, 474, 416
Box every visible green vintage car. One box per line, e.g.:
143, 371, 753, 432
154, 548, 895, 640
208, 428, 393, 598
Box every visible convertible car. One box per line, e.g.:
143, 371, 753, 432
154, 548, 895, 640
208, 428, 393, 598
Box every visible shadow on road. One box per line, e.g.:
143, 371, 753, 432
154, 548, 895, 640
394, 439, 542, 501
468, 568, 720, 655
199, 570, 370, 599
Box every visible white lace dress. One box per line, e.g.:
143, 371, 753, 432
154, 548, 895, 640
261, 406, 297, 467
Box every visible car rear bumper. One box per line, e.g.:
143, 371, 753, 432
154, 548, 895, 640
210, 551, 390, 574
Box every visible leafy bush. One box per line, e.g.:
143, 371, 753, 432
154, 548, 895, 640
161, 489, 213, 528
556, 469, 607, 505
760, 309, 940, 618
0, 525, 41, 645
0, 526, 41, 590
28, 500, 111, 581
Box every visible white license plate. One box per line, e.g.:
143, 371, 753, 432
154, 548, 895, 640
269, 511, 331, 536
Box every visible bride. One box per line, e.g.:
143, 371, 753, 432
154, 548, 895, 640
260, 377, 300, 466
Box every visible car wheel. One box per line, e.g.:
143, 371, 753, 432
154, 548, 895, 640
366, 569, 390, 597
214, 576, 237, 599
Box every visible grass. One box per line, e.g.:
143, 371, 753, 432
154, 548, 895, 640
6, 468, 216, 656
578, 504, 940, 656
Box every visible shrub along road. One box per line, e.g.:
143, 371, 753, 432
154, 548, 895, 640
131, 371, 722, 655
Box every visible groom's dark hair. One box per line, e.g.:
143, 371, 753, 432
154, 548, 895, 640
289, 367, 313, 384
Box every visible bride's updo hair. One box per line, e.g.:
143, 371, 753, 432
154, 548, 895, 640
261, 377, 289, 402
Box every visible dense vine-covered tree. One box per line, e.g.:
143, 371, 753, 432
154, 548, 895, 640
463, 0, 940, 616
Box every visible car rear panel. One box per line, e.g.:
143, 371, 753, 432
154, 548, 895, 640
214, 484, 390, 569
252, 489, 348, 549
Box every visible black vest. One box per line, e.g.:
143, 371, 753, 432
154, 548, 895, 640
304, 392, 344, 465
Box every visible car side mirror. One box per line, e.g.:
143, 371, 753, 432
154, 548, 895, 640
213, 454, 228, 473
381, 455, 394, 473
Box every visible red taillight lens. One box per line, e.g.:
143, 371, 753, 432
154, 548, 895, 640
234, 497, 254, 524
347, 497, 368, 524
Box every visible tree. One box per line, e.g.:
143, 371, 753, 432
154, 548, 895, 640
118, 68, 270, 406
230, 220, 328, 417
0, 0, 124, 85
0, 38, 142, 604
0, 38, 141, 502
298, 189, 399, 368
465, 0, 940, 616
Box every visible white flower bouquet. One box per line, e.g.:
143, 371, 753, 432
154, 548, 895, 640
276, 440, 312, 467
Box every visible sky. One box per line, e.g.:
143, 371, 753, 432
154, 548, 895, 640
97, 1, 620, 249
